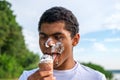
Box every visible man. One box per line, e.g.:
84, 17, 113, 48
19, 6, 106, 80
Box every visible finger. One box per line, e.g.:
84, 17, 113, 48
27, 70, 41, 80
39, 70, 53, 77
42, 75, 56, 80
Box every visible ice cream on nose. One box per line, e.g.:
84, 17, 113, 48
45, 38, 55, 48
45, 39, 64, 54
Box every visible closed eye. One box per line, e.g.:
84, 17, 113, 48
54, 35, 64, 40
52, 32, 64, 41
39, 32, 48, 39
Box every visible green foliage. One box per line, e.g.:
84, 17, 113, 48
81, 62, 113, 80
0, 0, 39, 78
0, 54, 23, 78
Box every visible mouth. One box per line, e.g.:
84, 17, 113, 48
52, 53, 59, 60
43, 41, 64, 65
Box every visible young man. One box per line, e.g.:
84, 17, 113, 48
19, 6, 106, 80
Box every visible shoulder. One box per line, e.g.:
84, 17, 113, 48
19, 68, 39, 80
77, 62, 106, 80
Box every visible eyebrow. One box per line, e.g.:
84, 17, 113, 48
39, 32, 63, 36
39, 32, 46, 35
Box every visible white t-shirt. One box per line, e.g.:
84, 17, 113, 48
19, 62, 106, 80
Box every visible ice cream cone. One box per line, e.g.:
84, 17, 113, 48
39, 54, 53, 71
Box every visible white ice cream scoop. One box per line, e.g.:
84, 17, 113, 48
40, 54, 53, 63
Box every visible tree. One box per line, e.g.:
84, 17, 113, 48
0, 0, 39, 78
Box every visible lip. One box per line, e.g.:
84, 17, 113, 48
44, 52, 57, 56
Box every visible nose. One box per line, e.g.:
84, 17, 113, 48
45, 38, 55, 48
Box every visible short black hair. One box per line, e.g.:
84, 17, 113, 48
38, 6, 79, 38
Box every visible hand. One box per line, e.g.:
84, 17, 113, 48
27, 70, 56, 80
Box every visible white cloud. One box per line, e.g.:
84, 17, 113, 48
80, 1, 120, 35
103, 1, 120, 31
104, 13, 120, 30
92, 42, 107, 52
105, 13, 120, 24
114, 3, 120, 10
74, 47, 85, 55
111, 48, 120, 52
104, 38, 120, 42
22, 29, 41, 54
82, 38, 96, 42
79, 48, 85, 52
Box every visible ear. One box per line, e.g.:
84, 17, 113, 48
72, 33, 80, 46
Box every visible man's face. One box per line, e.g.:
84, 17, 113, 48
39, 22, 77, 69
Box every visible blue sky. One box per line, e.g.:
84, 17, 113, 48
7, 0, 120, 70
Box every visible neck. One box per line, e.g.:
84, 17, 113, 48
54, 57, 76, 70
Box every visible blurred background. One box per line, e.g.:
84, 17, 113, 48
0, 0, 120, 80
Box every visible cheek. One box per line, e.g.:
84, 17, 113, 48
64, 40, 72, 51
61, 42, 72, 57
58, 46, 70, 65
39, 39, 45, 51
63, 46, 71, 55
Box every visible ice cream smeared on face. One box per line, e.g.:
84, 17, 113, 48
51, 42, 64, 54
45, 38, 54, 48
51, 42, 64, 65
45, 38, 64, 54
